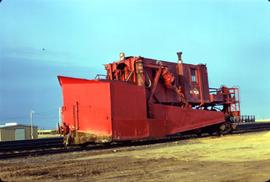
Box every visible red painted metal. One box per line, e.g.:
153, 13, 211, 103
58, 52, 241, 144
58, 77, 113, 143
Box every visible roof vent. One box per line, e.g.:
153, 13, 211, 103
177, 51, 183, 63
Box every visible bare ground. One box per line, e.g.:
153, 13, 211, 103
1, 132, 270, 182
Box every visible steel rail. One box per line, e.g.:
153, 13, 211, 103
1, 122, 270, 160
0, 137, 64, 152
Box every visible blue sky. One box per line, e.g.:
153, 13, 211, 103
0, 0, 269, 129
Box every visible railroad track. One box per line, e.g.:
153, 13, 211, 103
0, 137, 66, 159
233, 122, 270, 133
1, 122, 270, 160
0, 137, 64, 151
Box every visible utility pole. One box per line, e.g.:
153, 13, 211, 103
30, 110, 35, 139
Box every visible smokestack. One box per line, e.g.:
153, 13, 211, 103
119, 52, 125, 61
177, 51, 183, 63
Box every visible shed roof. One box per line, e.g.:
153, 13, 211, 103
0, 123, 36, 129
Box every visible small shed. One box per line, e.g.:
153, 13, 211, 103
0, 123, 38, 141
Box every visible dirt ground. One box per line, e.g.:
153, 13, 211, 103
1, 132, 270, 182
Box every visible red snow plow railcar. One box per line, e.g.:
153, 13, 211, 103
58, 52, 240, 145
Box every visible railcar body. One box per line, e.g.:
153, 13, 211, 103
58, 52, 240, 145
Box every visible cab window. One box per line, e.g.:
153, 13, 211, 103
191, 69, 197, 83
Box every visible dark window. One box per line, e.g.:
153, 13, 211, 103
191, 69, 197, 83
152, 69, 156, 78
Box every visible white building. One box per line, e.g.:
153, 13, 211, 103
0, 123, 38, 141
